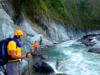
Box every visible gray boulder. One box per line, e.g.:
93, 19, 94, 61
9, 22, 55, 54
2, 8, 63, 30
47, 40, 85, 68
33, 61, 54, 74
88, 40, 100, 54
54, 74, 67, 75
88, 48, 100, 54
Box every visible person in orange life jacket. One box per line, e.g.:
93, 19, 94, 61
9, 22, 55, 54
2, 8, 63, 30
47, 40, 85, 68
32, 40, 39, 54
6, 29, 31, 75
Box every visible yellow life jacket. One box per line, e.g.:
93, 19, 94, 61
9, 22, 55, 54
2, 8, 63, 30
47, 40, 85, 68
7, 41, 22, 62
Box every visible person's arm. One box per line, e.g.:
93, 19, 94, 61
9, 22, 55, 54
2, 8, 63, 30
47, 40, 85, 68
9, 51, 26, 59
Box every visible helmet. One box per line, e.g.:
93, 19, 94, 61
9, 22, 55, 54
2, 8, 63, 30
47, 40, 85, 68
34, 40, 38, 42
14, 29, 24, 37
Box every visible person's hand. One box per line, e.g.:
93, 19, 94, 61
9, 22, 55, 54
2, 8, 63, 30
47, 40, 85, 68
22, 55, 26, 59
26, 52, 32, 58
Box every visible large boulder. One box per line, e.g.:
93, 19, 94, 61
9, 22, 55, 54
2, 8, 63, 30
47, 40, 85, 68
33, 61, 54, 74
88, 40, 100, 54
88, 37, 100, 54
78, 34, 100, 54
54, 73, 68, 75
78, 34, 100, 46
88, 48, 100, 54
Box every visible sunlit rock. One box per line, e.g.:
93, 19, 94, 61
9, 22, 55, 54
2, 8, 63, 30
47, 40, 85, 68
0, 9, 14, 40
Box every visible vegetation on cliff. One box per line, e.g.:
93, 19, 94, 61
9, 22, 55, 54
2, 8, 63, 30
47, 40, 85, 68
11, 0, 100, 31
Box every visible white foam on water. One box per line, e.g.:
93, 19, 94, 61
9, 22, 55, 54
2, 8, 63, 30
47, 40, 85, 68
46, 62, 64, 74
56, 40, 77, 48
47, 40, 100, 75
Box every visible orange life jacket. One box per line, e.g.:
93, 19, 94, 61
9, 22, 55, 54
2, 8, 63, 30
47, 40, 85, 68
33, 42, 39, 49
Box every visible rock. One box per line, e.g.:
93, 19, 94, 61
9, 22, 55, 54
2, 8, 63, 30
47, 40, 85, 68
0, 71, 4, 75
33, 61, 54, 74
20, 60, 28, 74
88, 39, 100, 54
88, 48, 100, 54
0, 66, 5, 75
0, 9, 14, 40
32, 54, 46, 60
54, 73, 67, 75
79, 34, 98, 46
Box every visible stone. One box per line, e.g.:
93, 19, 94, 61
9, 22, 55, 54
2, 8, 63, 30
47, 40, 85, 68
33, 61, 54, 74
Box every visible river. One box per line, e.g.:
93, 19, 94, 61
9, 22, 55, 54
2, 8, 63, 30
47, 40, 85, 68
43, 40, 100, 75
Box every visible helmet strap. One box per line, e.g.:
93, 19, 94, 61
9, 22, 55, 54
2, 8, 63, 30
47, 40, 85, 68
14, 36, 20, 39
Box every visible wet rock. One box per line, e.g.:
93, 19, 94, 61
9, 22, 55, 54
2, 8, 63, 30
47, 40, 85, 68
0, 71, 4, 75
88, 42, 100, 54
78, 34, 99, 46
20, 60, 28, 74
88, 48, 100, 54
54, 73, 68, 75
32, 53, 46, 60
0, 66, 6, 75
88, 38, 100, 54
33, 61, 54, 74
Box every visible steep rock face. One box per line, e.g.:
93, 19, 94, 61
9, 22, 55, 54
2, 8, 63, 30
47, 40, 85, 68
0, 0, 87, 42
0, 8, 15, 40
0, 0, 14, 17
32, 15, 69, 43
20, 15, 69, 46
45, 21, 69, 43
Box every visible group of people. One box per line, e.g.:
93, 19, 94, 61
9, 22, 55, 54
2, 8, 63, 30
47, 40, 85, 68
0, 29, 43, 75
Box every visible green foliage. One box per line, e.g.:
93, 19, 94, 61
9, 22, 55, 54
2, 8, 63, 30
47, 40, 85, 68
11, 0, 100, 31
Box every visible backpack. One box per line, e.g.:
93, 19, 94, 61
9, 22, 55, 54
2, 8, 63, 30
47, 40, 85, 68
0, 38, 13, 66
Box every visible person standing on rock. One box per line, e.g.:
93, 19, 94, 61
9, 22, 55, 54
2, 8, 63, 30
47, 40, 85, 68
6, 29, 31, 75
32, 40, 40, 55
39, 36, 43, 46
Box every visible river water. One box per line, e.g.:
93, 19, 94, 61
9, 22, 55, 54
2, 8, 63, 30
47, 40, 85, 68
43, 40, 100, 75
